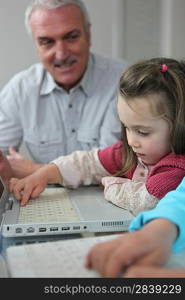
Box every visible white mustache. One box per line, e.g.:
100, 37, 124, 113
54, 57, 77, 68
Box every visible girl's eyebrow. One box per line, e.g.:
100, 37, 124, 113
122, 123, 153, 130
132, 125, 153, 130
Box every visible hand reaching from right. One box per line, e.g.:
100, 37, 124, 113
85, 219, 178, 277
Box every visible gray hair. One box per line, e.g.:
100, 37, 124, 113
25, 0, 91, 35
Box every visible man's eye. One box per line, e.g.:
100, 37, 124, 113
39, 39, 53, 46
67, 34, 79, 41
71, 34, 79, 39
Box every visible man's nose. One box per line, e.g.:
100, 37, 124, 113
55, 41, 69, 60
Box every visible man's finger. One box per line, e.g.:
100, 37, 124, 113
8, 146, 21, 158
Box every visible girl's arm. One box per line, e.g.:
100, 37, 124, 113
9, 148, 111, 205
52, 149, 110, 188
102, 177, 159, 215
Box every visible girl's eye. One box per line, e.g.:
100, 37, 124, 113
137, 130, 149, 136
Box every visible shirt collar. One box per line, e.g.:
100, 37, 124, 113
137, 157, 149, 169
40, 54, 93, 96
40, 72, 58, 95
78, 54, 93, 96
137, 157, 154, 172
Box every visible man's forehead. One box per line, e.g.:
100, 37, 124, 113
30, 5, 85, 30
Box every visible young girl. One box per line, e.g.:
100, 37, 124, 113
9, 57, 185, 215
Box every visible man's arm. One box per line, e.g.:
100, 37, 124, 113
7, 146, 43, 178
0, 81, 23, 154
0, 150, 14, 188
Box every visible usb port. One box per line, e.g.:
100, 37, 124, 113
61, 226, 70, 230
73, 226, 80, 230
15, 227, 23, 233
27, 227, 35, 233
39, 227, 47, 232
50, 227, 58, 232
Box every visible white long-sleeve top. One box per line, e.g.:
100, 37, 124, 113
52, 149, 158, 216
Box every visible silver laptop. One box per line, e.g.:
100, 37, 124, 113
0, 176, 134, 252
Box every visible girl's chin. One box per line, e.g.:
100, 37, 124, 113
140, 158, 152, 165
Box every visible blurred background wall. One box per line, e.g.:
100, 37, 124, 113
1, 0, 185, 89
0, 0, 185, 157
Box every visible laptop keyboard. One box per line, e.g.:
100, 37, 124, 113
18, 188, 80, 223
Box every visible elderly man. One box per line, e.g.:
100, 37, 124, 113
0, 0, 127, 178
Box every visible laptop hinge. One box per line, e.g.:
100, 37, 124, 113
5, 198, 13, 211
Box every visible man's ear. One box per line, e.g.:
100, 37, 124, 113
87, 24, 92, 46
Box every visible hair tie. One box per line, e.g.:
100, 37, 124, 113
161, 64, 168, 72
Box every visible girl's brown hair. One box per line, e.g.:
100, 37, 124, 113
118, 57, 185, 175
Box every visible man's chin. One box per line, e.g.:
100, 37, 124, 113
54, 76, 79, 90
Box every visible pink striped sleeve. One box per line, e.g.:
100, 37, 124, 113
98, 142, 124, 175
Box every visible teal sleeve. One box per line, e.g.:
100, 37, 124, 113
129, 177, 185, 253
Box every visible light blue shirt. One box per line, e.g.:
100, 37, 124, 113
129, 177, 185, 253
0, 53, 128, 163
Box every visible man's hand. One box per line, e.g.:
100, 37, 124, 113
0, 150, 13, 188
7, 146, 43, 178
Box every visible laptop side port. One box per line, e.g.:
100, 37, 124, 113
39, 227, 47, 232
50, 227, 59, 232
73, 226, 80, 230
15, 227, 23, 233
27, 227, 35, 233
61, 226, 70, 230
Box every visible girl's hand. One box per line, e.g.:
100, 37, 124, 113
9, 170, 48, 206
9, 163, 62, 206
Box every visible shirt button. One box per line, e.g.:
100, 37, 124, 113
69, 104, 73, 108
140, 172, 145, 177
71, 129, 76, 133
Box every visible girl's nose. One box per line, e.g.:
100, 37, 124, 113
127, 133, 140, 149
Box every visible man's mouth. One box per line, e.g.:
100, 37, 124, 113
54, 57, 77, 69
